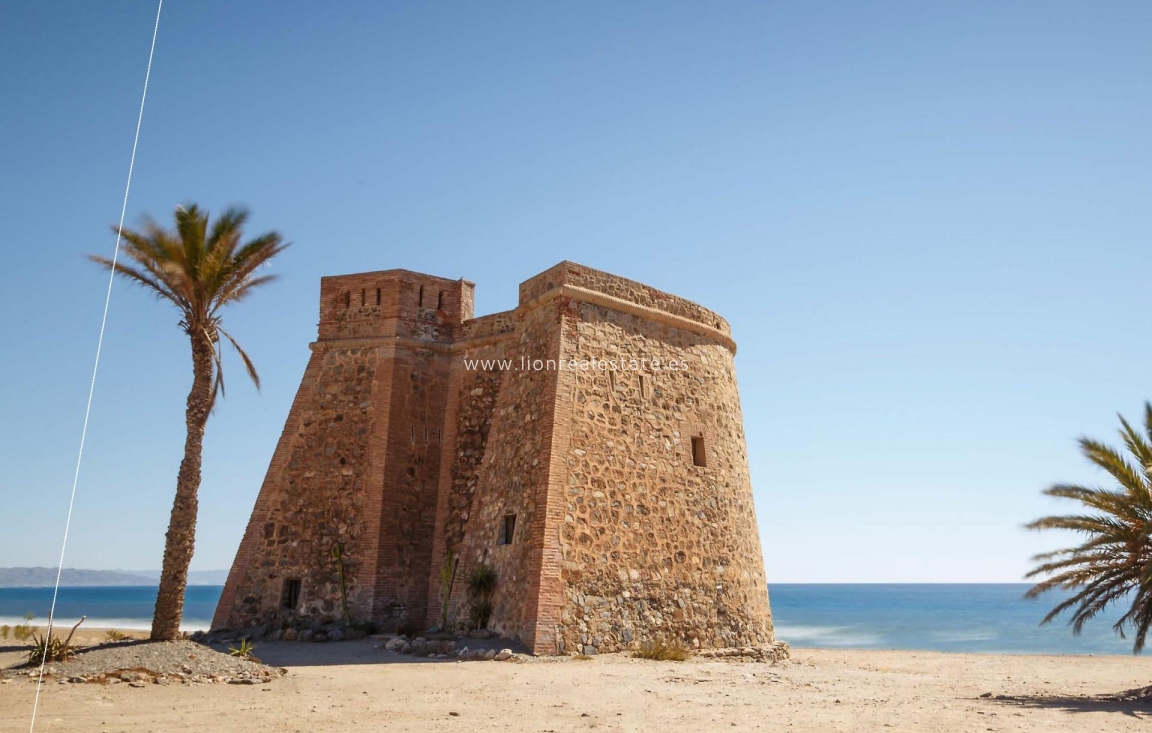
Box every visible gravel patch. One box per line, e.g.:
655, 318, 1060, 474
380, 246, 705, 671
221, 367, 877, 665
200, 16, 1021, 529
2, 639, 286, 685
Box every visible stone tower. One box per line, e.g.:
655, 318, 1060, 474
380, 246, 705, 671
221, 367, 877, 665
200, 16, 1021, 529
213, 262, 775, 655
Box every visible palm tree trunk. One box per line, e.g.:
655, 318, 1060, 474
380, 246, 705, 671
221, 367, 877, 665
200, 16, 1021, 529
151, 331, 214, 640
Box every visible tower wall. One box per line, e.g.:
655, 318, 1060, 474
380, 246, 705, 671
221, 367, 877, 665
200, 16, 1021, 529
215, 261, 774, 655
441, 301, 563, 649
556, 300, 772, 652
212, 269, 472, 631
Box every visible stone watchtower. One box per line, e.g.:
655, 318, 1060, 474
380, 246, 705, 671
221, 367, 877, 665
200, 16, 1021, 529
213, 262, 776, 655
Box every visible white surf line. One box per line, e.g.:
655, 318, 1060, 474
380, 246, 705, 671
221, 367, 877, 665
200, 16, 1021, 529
28, 2, 164, 731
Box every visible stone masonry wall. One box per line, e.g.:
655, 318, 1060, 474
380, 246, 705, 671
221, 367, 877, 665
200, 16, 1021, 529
555, 302, 773, 654
420, 337, 510, 630
212, 343, 383, 628
444, 300, 567, 650
214, 270, 471, 632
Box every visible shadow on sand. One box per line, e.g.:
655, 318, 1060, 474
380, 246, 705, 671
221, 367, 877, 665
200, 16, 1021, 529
986, 687, 1152, 718
208, 637, 526, 668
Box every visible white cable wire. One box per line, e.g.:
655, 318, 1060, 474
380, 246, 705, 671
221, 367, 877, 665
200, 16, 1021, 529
28, 1, 163, 730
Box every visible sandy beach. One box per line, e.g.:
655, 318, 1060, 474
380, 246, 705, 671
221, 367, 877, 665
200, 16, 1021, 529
2, 631, 1150, 732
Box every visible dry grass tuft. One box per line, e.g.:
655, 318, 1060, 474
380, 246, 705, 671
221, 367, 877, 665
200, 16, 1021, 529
633, 640, 690, 661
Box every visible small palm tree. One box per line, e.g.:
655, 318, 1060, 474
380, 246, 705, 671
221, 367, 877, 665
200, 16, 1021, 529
91, 204, 286, 640
1025, 404, 1152, 653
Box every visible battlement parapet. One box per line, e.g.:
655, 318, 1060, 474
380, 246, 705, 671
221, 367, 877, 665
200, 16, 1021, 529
459, 310, 517, 342
518, 261, 731, 336
317, 269, 475, 342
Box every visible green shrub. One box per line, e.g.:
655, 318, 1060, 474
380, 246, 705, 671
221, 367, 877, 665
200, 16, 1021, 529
27, 633, 78, 665
13, 613, 35, 642
26, 617, 85, 665
468, 599, 493, 630
104, 629, 129, 642
466, 565, 498, 598
464, 564, 498, 629
228, 638, 256, 660
438, 549, 457, 631
1, 625, 9, 640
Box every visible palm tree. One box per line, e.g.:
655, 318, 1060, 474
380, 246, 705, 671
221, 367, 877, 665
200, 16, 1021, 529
1025, 404, 1152, 653
91, 204, 287, 640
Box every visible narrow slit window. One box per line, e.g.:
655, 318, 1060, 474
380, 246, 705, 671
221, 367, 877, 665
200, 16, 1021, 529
418, 285, 425, 307
437, 290, 445, 310
343, 291, 351, 308
281, 578, 301, 609
360, 288, 366, 306
691, 436, 706, 467
498, 514, 516, 545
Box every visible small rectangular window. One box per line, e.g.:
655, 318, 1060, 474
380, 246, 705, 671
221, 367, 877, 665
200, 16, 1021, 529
281, 578, 301, 609
691, 436, 706, 467
498, 514, 516, 545
418, 285, 425, 307
437, 290, 445, 310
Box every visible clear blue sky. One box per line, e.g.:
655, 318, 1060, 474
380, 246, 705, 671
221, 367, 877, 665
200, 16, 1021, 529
1, 1, 1149, 583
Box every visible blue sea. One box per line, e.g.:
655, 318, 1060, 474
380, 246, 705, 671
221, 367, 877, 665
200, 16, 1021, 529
0, 583, 1139, 655
0, 585, 220, 633
770, 584, 1138, 656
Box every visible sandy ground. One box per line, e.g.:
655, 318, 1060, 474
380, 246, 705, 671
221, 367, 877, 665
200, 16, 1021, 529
2, 632, 1150, 732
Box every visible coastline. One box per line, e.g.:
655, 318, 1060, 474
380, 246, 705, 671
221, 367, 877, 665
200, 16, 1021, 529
2, 623, 1145, 659
2, 583, 1140, 656
0, 619, 210, 633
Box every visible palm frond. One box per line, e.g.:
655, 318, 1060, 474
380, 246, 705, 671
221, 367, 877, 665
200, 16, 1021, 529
1026, 406, 1152, 655
93, 203, 286, 406
219, 327, 260, 390
216, 274, 280, 311
89, 255, 181, 306
205, 326, 225, 402
1078, 438, 1145, 495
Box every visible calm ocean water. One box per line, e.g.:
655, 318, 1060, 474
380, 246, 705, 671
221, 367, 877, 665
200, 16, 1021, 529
0, 583, 1138, 655
0, 586, 220, 633
771, 584, 1137, 656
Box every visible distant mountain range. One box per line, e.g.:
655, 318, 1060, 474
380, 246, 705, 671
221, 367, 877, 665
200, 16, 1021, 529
0, 567, 228, 587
